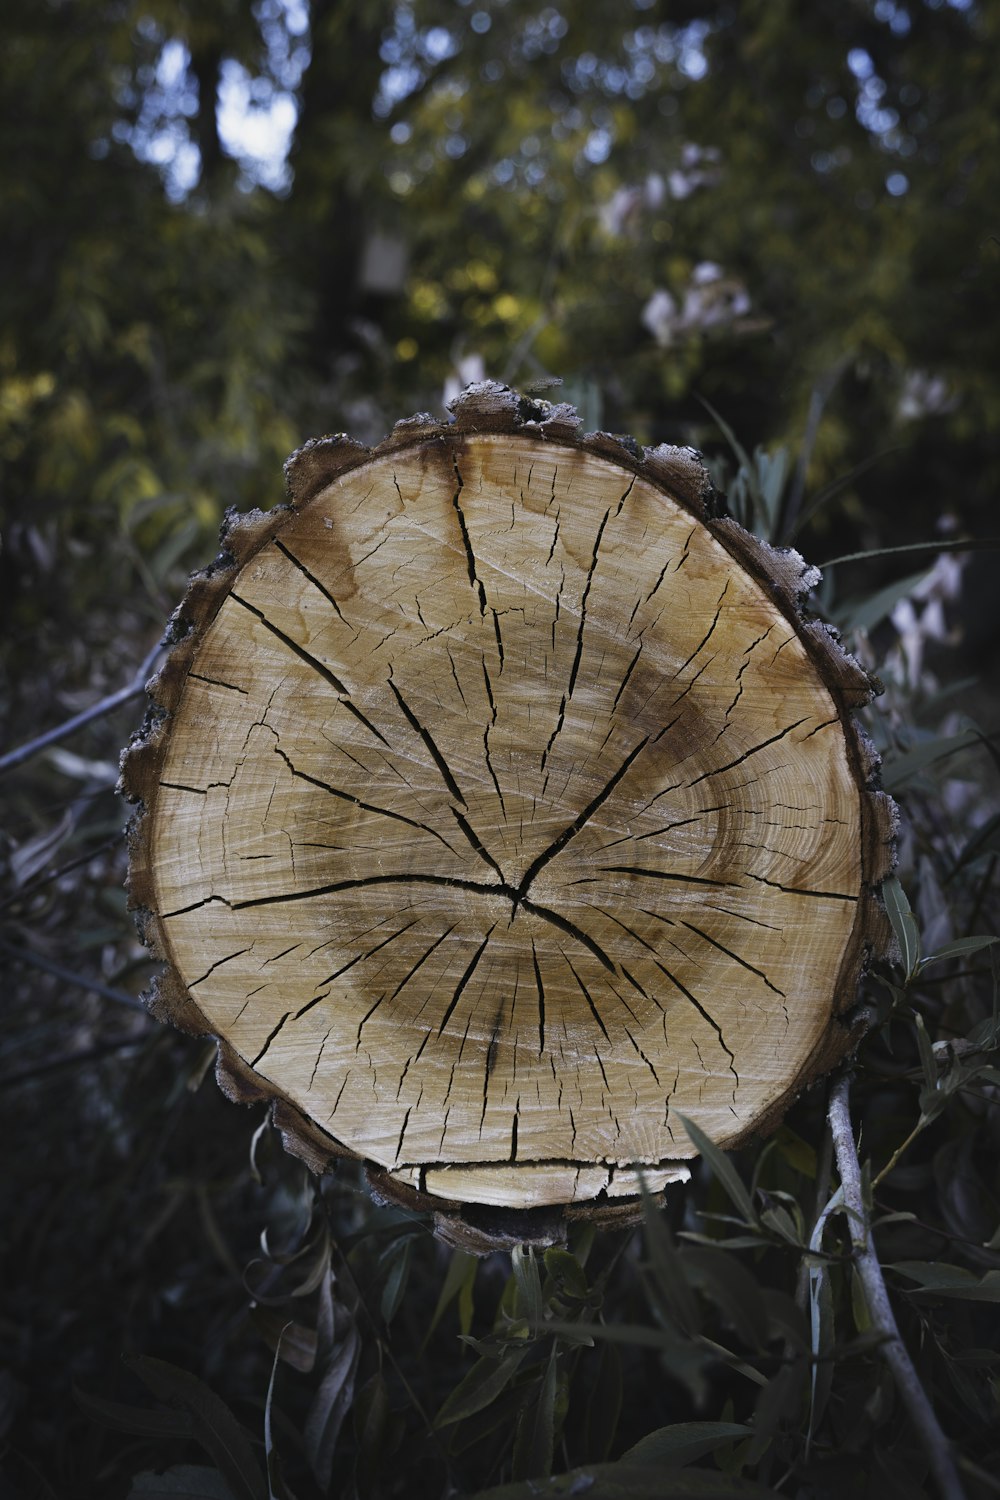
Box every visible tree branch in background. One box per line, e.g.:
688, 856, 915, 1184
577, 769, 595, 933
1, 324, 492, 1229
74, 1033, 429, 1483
0, 938, 149, 1014
827, 1074, 966, 1500
0, 638, 165, 778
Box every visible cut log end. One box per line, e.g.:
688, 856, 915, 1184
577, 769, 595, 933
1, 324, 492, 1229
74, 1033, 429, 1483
122, 381, 895, 1250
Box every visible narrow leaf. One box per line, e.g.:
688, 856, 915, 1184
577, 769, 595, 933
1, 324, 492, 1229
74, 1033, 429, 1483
264, 1325, 299, 1500
892, 1263, 1000, 1301
125, 1357, 267, 1500
471, 1459, 781, 1498
511, 1244, 545, 1330
436, 1347, 529, 1427
303, 1324, 361, 1487
127, 1467, 236, 1499
511, 1346, 558, 1480
832, 567, 933, 634
74, 1386, 194, 1440
425, 1250, 477, 1346
919, 936, 999, 970
622, 1422, 751, 1467
678, 1115, 757, 1225
881, 729, 980, 792
881, 876, 920, 979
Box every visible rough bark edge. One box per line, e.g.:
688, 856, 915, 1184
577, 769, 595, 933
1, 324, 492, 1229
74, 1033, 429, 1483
120, 379, 897, 1249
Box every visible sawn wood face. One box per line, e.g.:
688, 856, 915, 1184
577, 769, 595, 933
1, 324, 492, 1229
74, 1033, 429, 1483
136, 424, 885, 1217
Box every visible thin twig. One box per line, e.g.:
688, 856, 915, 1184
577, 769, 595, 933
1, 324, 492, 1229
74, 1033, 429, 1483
0, 829, 125, 915
827, 1074, 965, 1500
0, 637, 166, 777
871, 1116, 927, 1190
0, 1036, 146, 1089
0, 938, 148, 1012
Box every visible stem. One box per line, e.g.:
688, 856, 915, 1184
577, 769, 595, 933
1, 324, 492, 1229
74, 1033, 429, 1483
0, 638, 166, 777
0, 938, 147, 1012
827, 1075, 965, 1500
871, 1116, 928, 1190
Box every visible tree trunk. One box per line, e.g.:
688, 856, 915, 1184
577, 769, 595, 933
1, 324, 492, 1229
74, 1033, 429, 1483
121, 383, 895, 1251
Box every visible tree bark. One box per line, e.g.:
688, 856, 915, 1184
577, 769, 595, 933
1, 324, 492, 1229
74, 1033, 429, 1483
121, 383, 895, 1251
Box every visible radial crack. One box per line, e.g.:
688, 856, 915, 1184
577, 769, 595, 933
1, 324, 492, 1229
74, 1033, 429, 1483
679, 919, 786, 996
388, 674, 469, 807
272, 739, 458, 852
295, 921, 420, 1020
274, 539, 351, 627
519, 737, 649, 898
451, 456, 487, 615
566, 507, 611, 700
251, 1010, 290, 1067
437, 929, 494, 1036
230, 593, 388, 746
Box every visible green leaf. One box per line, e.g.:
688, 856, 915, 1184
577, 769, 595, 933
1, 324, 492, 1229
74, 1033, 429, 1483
881, 876, 920, 980
773, 1126, 817, 1178
918, 936, 999, 971
436, 1347, 529, 1427
511, 1244, 545, 1330
642, 1198, 701, 1335
759, 1204, 802, 1247
881, 729, 981, 792
354, 1373, 391, 1495
621, 1422, 751, 1468
679, 1248, 769, 1350
74, 1387, 194, 1440
471, 1460, 781, 1498
127, 1467, 237, 1499
379, 1235, 413, 1325
914, 1012, 937, 1093
678, 1115, 757, 1225
511, 1346, 558, 1480
125, 1357, 267, 1500
543, 1247, 590, 1303
584, 1341, 623, 1462
832, 567, 933, 634
425, 1250, 478, 1345
850, 1265, 872, 1333
891, 1263, 1000, 1300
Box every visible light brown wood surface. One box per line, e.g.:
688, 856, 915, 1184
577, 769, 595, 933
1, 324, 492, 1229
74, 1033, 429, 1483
124, 384, 894, 1244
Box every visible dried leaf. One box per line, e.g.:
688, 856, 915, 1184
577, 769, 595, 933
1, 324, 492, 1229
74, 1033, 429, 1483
9, 811, 76, 888
303, 1321, 361, 1487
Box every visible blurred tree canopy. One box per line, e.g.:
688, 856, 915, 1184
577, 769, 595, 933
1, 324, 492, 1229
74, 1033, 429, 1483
3, 0, 999, 735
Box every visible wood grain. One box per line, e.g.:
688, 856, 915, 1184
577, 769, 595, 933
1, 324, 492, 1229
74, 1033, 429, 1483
123, 384, 895, 1244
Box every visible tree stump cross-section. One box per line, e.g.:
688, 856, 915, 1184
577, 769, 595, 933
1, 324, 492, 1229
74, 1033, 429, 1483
122, 383, 895, 1251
